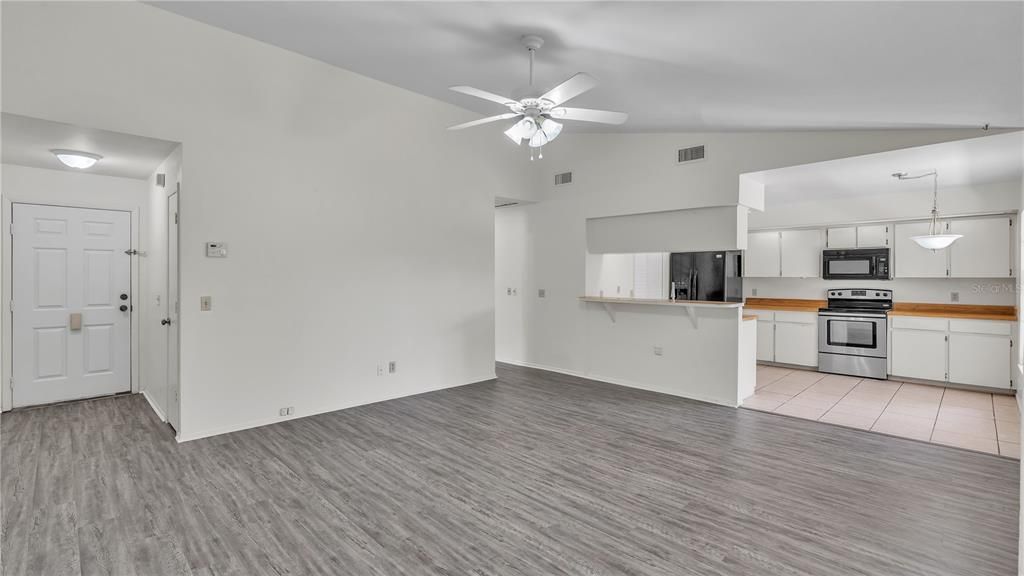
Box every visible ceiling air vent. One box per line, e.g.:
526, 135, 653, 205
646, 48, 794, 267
677, 145, 705, 164
495, 199, 519, 208
554, 171, 573, 186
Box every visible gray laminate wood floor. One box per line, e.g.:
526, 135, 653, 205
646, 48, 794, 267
1, 362, 1019, 575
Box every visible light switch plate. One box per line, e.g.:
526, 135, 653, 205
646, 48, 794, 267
200, 296, 212, 311
205, 242, 227, 258
538, 288, 546, 298
950, 291, 960, 302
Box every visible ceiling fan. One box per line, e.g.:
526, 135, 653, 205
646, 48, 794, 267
447, 35, 627, 159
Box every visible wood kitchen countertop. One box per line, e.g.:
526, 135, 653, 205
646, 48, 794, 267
744, 297, 1017, 321
744, 298, 825, 312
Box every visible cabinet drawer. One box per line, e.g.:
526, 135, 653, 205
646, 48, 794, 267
948, 319, 1012, 336
891, 316, 948, 331
745, 309, 774, 322
774, 311, 816, 324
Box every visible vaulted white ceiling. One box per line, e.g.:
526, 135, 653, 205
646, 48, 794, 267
154, 1, 1023, 132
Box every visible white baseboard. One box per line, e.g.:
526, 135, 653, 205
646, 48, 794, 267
176, 373, 496, 443
585, 371, 738, 408
497, 359, 737, 407
142, 390, 167, 422
496, 359, 585, 379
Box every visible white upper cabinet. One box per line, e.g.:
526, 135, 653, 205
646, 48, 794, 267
825, 227, 857, 249
855, 225, 889, 248
779, 230, 821, 278
948, 216, 1012, 278
745, 232, 781, 277
826, 225, 888, 248
894, 221, 948, 278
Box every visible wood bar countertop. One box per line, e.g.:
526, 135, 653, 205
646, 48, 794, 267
744, 297, 1017, 321
579, 296, 743, 308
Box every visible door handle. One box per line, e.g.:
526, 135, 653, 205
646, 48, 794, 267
161, 318, 172, 326
69, 313, 82, 331
119, 305, 129, 312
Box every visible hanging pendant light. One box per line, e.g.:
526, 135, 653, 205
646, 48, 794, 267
892, 170, 962, 251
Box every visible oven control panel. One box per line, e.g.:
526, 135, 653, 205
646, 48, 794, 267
827, 289, 892, 301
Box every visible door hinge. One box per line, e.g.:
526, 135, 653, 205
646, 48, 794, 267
945, 335, 949, 342
174, 213, 179, 225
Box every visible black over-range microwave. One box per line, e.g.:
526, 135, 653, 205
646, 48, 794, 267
822, 248, 890, 280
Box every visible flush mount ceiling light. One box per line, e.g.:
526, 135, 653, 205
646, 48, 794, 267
447, 34, 627, 160
51, 149, 102, 169
892, 170, 962, 251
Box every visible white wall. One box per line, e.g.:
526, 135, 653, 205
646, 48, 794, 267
751, 180, 1020, 229
139, 146, 182, 422
2, 2, 531, 440
0, 164, 149, 410
497, 129, 989, 376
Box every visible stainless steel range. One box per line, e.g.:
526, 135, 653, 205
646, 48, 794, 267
818, 289, 892, 380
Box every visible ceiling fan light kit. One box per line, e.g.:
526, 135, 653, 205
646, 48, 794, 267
448, 35, 627, 159
892, 170, 963, 251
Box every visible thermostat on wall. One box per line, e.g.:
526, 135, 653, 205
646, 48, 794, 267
206, 242, 228, 258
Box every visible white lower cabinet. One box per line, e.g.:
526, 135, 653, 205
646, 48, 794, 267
772, 311, 818, 367
891, 325, 948, 382
748, 310, 774, 362
890, 316, 1014, 389
747, 309, 816, 366
948, 320, 1013, 389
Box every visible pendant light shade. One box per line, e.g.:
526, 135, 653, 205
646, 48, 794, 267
893, 170, 961, 252
909, 233, 962, 250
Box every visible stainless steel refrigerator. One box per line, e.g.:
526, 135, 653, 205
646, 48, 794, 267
669, 251, 743, 302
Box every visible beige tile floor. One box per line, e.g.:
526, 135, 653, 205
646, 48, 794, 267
745, 365, 1020, 459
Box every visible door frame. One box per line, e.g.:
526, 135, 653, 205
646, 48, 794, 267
1, 200, 142, 411
166, 188, 181, 433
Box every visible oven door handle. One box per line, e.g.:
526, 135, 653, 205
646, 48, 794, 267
819, 313, 887, 321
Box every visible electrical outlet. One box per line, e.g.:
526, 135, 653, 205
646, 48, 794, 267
200, 296, 212, 311
653, 346, 663, 356
616, 285, 621, 294
950, 291, 960, 303
512, 288, 518, 296
279, 407, 294, 416
377, 364, 384, 377
751, 288, 758, 296
388, 361, 397, 374
507, 287, 512, 296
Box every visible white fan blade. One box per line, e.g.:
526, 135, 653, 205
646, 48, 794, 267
539, 73, 597, 106
448, 113, 521, 131
550, 107, 628, 125
449, 86, 517, 106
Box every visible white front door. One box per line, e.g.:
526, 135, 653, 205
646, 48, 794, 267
12, 204, 132, 407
